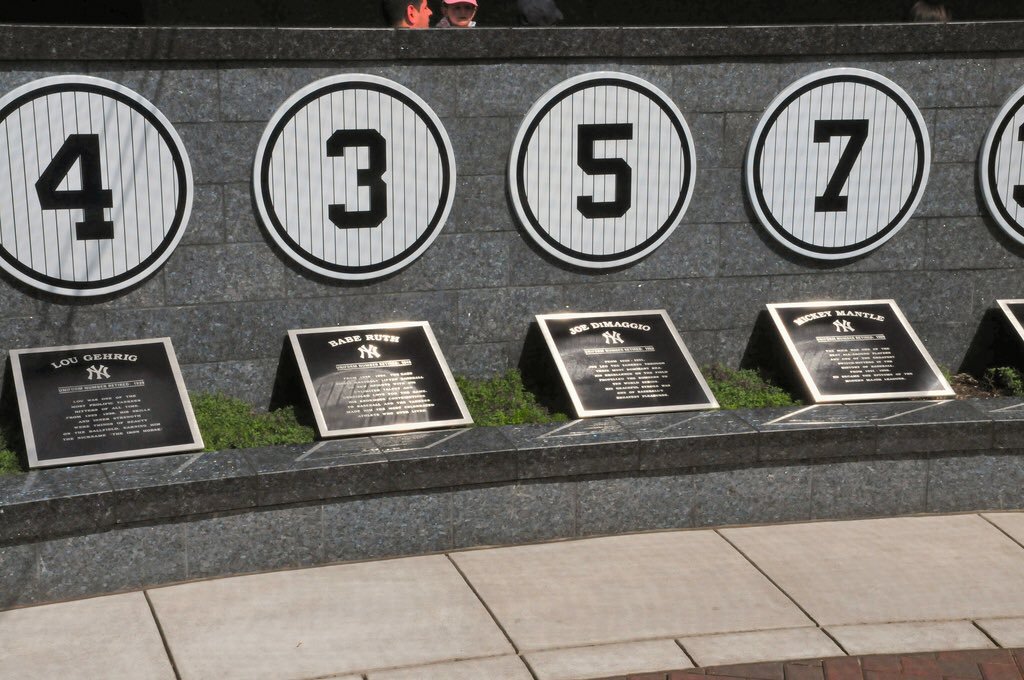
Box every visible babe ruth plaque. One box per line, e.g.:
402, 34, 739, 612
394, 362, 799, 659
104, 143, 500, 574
767, 300, 953, 403
535, 310, 718, 417
747, 69, 930, 260
9, 338, 203, 468
288, 322, 472, 437
254, 75, 456, 281
0, 76, 193, 296
509, 72, 696, 269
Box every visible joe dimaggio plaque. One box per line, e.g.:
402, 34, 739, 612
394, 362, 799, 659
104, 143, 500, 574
536, 310, 718, 417
767, 300, 953, 403
288, 321, 472, 437
9, 338, 203, 468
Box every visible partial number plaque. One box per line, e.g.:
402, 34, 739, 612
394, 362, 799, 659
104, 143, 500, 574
509, 72, 696, 269
767, 300, 953, 403
254, 75, 456, 281
747, 69, 930, 260
536, 310, 718, 417
0, 76, 193, 296
9, 338, 204, 468
980, 85, 1024, 245
288, 321, 472, 437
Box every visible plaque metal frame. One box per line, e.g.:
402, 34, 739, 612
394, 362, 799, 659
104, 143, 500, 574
536, 309, 718, 417
997, 299, 1024, 342
9, 337, 204, 468
288, 321, 472, 438
767, 299, 954, 403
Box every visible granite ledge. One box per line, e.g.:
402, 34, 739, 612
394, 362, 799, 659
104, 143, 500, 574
0, 398, 1020, 546
0, 22, 1019, 61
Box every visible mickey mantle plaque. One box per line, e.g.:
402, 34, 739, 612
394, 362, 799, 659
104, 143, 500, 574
288, 321, 472, 437
536, 310, 718, 417
767, 300, 953, 403
9, 338, 203, 468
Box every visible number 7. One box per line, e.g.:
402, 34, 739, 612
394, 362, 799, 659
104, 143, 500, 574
813, 119, 869, 213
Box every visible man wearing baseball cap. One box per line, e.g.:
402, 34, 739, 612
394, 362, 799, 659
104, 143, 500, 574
436, 0, 478, 27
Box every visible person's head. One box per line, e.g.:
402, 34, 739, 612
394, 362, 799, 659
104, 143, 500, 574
441, 0, 478, 27
383, 0, 432, 28
909, 1, 950, 22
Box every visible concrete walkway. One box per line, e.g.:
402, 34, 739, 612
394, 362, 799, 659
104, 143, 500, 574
4, 512, 1024, 680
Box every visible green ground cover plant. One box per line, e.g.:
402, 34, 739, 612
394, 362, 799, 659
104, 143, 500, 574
190, 393, 315, 451
456, 369, 568, 426
702, 364, 801, 410
982, 366, 1024, 396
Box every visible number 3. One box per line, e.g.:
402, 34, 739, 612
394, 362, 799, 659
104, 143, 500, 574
327, 129, 388, 229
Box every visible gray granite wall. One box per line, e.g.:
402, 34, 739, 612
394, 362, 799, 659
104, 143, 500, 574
0, 24, 1022, 405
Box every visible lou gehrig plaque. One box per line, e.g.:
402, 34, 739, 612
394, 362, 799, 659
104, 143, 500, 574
536, 310, 718, 417
9, 338, 203, 468
767, 300, 953, 403
288, 321, 472, 437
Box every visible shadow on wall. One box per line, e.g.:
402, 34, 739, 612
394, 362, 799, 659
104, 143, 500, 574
2, 0, 1022, 27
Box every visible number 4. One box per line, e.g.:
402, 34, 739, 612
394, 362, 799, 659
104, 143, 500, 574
35, 134, 114, 241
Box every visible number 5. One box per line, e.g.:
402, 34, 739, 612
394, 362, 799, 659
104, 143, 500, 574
576, 123, 633, 219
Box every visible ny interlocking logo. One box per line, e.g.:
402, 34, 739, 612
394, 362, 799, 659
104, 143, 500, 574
833, 319, 855, 333
602, 331, 624, 345
86, 364, 110, 380
358, 344, 381, 360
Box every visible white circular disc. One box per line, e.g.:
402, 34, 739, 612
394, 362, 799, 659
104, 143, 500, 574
0, 75, 193, 296
253, 74, 456, 281
980, 83, 1024, 246
508, 72, 696, 269
745, 68, 930, 260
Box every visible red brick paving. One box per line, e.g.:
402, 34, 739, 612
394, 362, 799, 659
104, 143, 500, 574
593, 649, 1024, 680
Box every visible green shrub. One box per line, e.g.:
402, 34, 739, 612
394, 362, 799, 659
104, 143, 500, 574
983, 366, 1024, 397
703, 364, 801, 410
191, 393, 315, 451
456, 369, 568, 427
0, 448, 20, 475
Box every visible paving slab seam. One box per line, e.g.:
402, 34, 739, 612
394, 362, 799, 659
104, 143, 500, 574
973, 620, 1003, 649
143, 590, 182, 680
443, 553, 538, 679
980, 513, 1024, 553
675, 639, 699, 668
712, 529, 829, 637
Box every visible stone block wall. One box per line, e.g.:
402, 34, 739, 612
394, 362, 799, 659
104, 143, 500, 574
0, 24, 1021, 405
